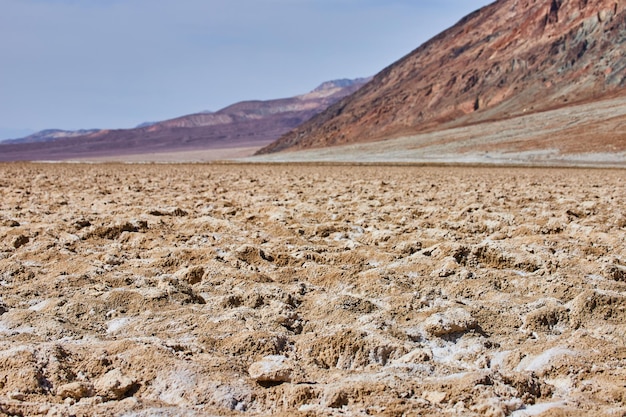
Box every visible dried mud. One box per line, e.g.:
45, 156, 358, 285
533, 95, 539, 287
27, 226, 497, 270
0, 163, 625, 416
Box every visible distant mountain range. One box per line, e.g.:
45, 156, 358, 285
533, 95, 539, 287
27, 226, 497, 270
2, 129, 102, 144
258, 0, 626, 159
0, 78, 369, 161
5, 0, 624, 164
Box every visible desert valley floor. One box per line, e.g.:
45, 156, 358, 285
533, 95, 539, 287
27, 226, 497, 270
0, 162, 625, 416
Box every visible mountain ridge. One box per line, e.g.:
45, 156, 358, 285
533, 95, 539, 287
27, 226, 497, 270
257, 0, 626, 155
0, 78, 368, 161
2, 129, 101, 144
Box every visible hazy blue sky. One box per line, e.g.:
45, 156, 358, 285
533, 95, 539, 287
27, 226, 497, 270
0, 0, 492, 140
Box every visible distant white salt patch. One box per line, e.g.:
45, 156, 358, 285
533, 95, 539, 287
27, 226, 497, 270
0, 345, 32, 359
29, 299, 53, 312
0, 321, 11, 334
107, 317, 132, 334
0, 317, 34, 335
510, 401, 566, 416
516, 348, 576, 372
585, 274, 605, 281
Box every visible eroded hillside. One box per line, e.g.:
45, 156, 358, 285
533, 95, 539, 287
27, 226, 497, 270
260, 0, 626, 154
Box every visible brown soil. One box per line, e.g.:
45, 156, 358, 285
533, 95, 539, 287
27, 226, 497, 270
0, 163, 625, 416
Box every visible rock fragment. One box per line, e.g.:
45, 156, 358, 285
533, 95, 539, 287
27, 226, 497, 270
211, 385, 253, 411
57, 382, 94, 400
433, 257, 458, 277
74, 219, 91, 229
324, 388, 349, 408
605, 264, 626, 282
8, 392, 25, 401
394, 348, 432, 364
422, 308, 477, 337
87, 220, 147, 240
286, 384, 318, 409
12, 235, 29, 249
394, 241, 422, 255
248, 355, 293, 384
94, 369, 136, 400
524, 304, 569, 333
148, 208, 188, 217
423, 390, 447, 404
235, 244, 274, 264
175, 266, 205, 285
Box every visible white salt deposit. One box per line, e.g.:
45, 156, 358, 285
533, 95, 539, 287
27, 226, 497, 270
107, 317, 132, 334
516, 348, 576, 372
29, 299, 53, 312
510, 401, 566, 416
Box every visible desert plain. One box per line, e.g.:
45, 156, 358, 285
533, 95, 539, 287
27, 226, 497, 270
0, 162, 625, 416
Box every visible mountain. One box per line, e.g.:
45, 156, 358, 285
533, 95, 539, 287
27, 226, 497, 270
257, 0, 626, 156
2, 129, 102, 144
134, 122, 158, 129
0, 78, 368, 161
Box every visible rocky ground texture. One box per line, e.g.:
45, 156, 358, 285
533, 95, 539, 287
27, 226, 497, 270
0, 163, 625, 416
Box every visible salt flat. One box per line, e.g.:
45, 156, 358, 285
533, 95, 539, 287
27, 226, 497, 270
0, 163, 625, 416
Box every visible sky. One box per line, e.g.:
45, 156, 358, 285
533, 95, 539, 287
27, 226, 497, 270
0, 0, 492, 140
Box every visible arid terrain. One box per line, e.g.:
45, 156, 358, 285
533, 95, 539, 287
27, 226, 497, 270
250, 96, 626, 167
260, 0, 625, 155
0, 79, 368, 162
0, 162, 625, 416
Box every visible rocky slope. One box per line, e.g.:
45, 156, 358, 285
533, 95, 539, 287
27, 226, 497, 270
258, 0, 626, 154
0, 79, 368, 161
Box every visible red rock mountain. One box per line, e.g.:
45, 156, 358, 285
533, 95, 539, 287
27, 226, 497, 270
258, 0, 626, 154
0, 79, 368, 161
